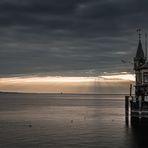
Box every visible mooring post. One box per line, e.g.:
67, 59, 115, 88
125, 96, 129, 116
125, 96, 129, 126
130, 84, 132, 97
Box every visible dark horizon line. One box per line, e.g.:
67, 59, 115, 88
0, 91, 132, 96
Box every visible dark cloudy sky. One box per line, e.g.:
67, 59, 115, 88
0, 0, 148, 77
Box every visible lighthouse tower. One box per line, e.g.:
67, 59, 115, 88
134, 29, 147, 99
126, 30, 148, 119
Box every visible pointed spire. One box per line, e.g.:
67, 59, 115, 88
136, 39, 144, 59
134, 29, 146, 70
136, 28, 145, 59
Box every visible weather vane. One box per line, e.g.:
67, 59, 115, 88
137, 28, 141, 40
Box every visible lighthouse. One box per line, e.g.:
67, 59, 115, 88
134, 29, 147, 100
129, 29, 148, 118
125, 29, 148, 119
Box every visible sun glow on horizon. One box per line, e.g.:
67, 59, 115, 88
100, 74, 135, 81
0, 73, 135, 83
0, 73, 135, 93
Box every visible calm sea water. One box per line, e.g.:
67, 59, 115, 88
0, 93, 147, 148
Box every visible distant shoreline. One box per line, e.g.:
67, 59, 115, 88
0, 91, 131, 96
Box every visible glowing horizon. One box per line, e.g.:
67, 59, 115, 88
0, 73, 135, 93
0, 73, 135, 83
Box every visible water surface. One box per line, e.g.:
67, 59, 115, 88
0, 93, 147, 148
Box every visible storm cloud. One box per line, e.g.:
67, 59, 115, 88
0, 0, 148, 76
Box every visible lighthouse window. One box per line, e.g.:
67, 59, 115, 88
144, 72, 148, 83
136, 73, 142, 83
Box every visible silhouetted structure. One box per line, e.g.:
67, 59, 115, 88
127, 29, 148, 119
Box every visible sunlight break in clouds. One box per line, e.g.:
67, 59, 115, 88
0, 73, 135, 93
100, 74, 135, 81
0, 73, 135, 83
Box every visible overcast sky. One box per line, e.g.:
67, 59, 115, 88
0, 0, 148, 77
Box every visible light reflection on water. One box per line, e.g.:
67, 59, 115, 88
0, 94, 147, 148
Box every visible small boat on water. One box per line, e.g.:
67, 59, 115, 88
127, 30, 148, 118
